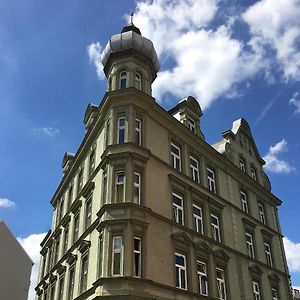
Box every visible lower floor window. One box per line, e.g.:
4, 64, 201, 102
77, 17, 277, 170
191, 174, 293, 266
175, 253, 187, 290
272, 288, 279, 300
112, 236, 123, 276
197, 261, 208, 296
216, 268, 226, 300
253, 281, 261, 300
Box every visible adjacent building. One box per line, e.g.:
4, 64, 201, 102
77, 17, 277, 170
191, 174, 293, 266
0, 220, 33, 300
35, 22, 292, 300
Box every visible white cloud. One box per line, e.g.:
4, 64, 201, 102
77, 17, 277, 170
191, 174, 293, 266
243, 0, 300, 81
290, 92, 300, 114
34, 127, 60, 137
0, 197, 16, 208
283, 237, 300, 272
263, 139, 295, 173
87, 42, 105, 80
18, 233, 47, 300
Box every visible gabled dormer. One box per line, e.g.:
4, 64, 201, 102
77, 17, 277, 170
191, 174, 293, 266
83, 103, 99, 132
62, 152, 75, 175
169, 96, 205, 140
212, 118, 271, 190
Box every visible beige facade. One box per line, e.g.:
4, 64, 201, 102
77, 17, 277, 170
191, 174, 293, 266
35, 23, 292, 300
0, 220, 33, 300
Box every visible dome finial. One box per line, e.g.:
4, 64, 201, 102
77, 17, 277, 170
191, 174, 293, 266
121, 11, 141, 35
130, 11, 134, 24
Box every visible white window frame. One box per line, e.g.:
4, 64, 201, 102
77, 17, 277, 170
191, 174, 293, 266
133, 172, 141, 204
134, 237, 142, 277
251, 167, 257, 180
207, 167, 216, 193
258, 202, 266, 224
240, 158, 246, 172
135, 118, 142, 146
171, 143, 181, 171
85, 198, 92, 229
175, 253, 187, 290
80, 252, 89, 293
187, 117, 196, 133
216, 268, 226, 300
77, 168, 84, 194
240, 191, 249, 213
115, 171, 125, 203
246, 232, 255, 258
119, 71, 127, 89
58, 275, 64, 299
211, 213, 221, 242
190, 156, 200, 183
197, 261, 208, 296
73, 213, 80, 243
68, 265, 75, 300
193, 204, 203, 234
172, 193, 184, 225
272, 288, 279, 300
135, 72, 142, 90
112, 236, 123, 276
253, 281, 261, 300
89, 149, 95, 176
117, 116, 126, 144
264, 242, 273, 267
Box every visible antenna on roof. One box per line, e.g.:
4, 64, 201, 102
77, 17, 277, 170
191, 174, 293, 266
130, 11, 134, 24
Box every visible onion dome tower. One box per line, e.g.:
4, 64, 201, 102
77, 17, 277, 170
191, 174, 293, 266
101, 20, 159, 96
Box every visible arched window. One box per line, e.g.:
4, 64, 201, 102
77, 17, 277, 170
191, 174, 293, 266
119, 71, 127, 89
135, 73, 142, 90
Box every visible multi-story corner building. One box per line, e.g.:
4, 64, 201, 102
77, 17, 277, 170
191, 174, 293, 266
35, 21, 292, 300
0, 220, 33, 300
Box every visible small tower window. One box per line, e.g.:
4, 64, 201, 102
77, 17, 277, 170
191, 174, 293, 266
135, 73, 142, 90
119, 71, 127, 89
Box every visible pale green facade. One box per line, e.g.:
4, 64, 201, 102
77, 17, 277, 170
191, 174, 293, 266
35, 23, 292, 300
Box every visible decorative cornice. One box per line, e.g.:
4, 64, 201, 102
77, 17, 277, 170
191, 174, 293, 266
249, 263, 263, 276
66, 253, 77, 265
78, 240, 91, 253
171, 231, 194, 246
81, 181, 95, 198
213, 248, 230, 261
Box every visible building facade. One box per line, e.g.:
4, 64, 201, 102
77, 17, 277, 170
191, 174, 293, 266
35, 22, 292, 300
0, 220, 33, 300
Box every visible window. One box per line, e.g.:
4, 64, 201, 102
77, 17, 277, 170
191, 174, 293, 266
98, 233, 103, 277
240, 158, 246, 172
77, 168, 84, 194
119, 71, 127, 89
67, 266, 75, 300
207, 167, 216, 193
115, 171, 125, 203
102, 172, 107, 206
133, 172, 141, 204
211, 213, 221, 242
197, 261, 208, 296
134, 237, 142, 277
58, 276, 64, 299
187, 117, 196, 133
216, 268, 226, 300
105, 119, 111, 147
58, 198, 64, 223
49, 283, 55, 300
172, 193, 184, 225
85, 198, 92, 229
89, 149, 95, 176
246, 232, 255, 258
112, 236, 123, 276
80, 253, 89, 293
171, 143, 181, 171
258, 202, 266, 224
251, 167, 257, 181
253, 281, 261, 300
240, 191, 249, 213
63, 224, 69, 254
67, 185, 73, 209
48, 246, 52, 271
175, 253, 187, 290
135, 118, 142, 145
264, 242, 273, 266
193, 204, 203, 234
117, 116, 126, 144
272, 288, 279, 300
135, 73, 141, 90
190, 156, 200, 183
73, 213, 80, 243
53, 236, 60, 264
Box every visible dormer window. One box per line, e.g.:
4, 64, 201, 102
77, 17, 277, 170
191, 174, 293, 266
119, 71, 127, 89
135, 73, 142, 90
187, 117, 196, 133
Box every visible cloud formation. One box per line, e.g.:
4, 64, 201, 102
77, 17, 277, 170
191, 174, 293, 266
87, 42, 105, 80
34, 127, 60, 138
283, 237, 300, 272
18, 233, 47, 300
263, 139, 295, 173
290, 92, 300, 114
0, 197, 16, 208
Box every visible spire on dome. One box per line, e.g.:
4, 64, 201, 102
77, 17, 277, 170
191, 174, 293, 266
121, 11, 141, 35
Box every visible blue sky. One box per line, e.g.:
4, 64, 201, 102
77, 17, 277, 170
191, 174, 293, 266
0, 0, 300, 297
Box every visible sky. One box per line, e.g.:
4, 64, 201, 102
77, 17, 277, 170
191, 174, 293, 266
0, 0, 300, 298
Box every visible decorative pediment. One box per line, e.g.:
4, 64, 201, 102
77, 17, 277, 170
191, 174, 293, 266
66, 253, 77, 265
261, 229, 273, 239
213, 248, 230, 261
49, 273, 57, 283
62, 152, 75, 169
81, 181, 95, 198
242, 218, 256, 230
249, 263, 263, 276
35, 286, 43, 295
195, 240, 213, 254
70, 199, 82, 213
78, 240, 91, 253
57, 264, 66, 275
171, 231, 194, 246
268, 272, 280, 283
